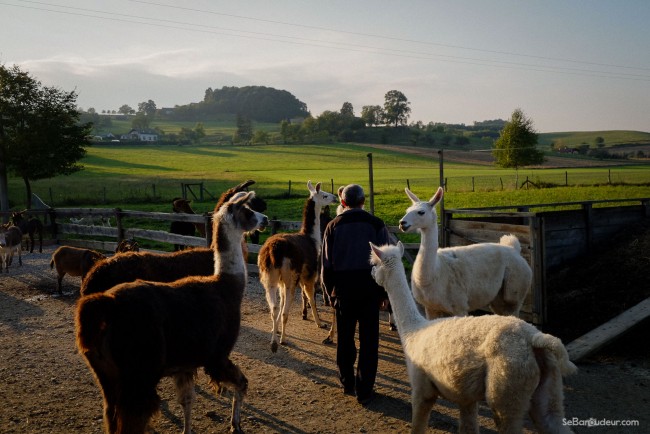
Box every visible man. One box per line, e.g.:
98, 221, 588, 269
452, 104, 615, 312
320, 184, 391, 405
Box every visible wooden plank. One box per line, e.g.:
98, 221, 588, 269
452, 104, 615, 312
566, 297, 650, 362
448, 220, 531, 243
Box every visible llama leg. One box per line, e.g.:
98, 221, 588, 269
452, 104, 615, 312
301, 291, 309, 320
262, 271, 281, 352
206, 359, 248, 434
407, 362, 438, 434
529, 350, 573, 434
302, 282, 325, 328
458, 402, 480, 434
279, 281, 294, 346
322, 309, 336, 344
57, 274, 64, 294
106, 377, 160, 434
486, 359, 538, 434
174, 371, 196, 434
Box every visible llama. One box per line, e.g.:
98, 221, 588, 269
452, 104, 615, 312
258, 180, 337, 352
170, 197, 206, 251
369, 242, 576, 434
115, 238, 139, 253
75, 191, 268, 434
50, 246, 106, 294
0, 224, 23, 272
399, 187, 532, 319
80, 181, 264, 297
11, 211, 44, 253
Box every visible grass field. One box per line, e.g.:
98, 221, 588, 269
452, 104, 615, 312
8, 142, 650, 224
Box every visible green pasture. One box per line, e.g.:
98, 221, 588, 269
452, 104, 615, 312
538, 130, 650, 147
8, 143, 650, 224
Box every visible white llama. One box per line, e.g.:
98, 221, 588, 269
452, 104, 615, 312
369, 242, 576, 434
399, 186, 532, 318
258, 181, 337, 352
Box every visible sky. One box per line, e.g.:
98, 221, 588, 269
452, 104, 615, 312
1, 0, 649, 133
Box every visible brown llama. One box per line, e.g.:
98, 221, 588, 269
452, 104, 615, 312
80, 180, 265, 297
258, 180, 337, 352
170, 197, 206, 251
115, 238, 139, 253
75, 191, 268, 434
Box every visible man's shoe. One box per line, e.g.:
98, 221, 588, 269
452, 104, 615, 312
357, 392, 375, 406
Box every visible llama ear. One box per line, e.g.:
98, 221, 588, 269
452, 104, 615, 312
369, 242, 382, 261
429, 187, 443, 207
235, 179, 256, 191
397, 241, 405, 256
315, 182, 322, 192
405, 188, 420, 204
307, 180, 316, 194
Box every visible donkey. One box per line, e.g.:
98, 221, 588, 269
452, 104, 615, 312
258, 181, 337, 352
0, 224, 23, 272
10, 212, 43, 253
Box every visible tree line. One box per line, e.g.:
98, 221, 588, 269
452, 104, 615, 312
1, 63, 545, 211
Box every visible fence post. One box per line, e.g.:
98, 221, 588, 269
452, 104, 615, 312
565, 171, 568, 186
115, 208, 124, 243
367, 153, 375, 215
288, 180, 292, 197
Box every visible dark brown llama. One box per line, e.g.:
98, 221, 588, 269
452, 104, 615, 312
170, 197, 206, 251
115, 238, 139, 253
258, 181, 337, 352
10, 211, 43, 253
75, 191, 268, 434
80, 181, 265, 297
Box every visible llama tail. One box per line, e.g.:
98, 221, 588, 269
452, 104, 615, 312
500, 234, 522, 253
49, 258, 54, 269
75, 294, 114, 351
532, 332, 578, 376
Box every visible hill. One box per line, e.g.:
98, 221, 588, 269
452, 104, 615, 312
538, 130, 650, 148
170, 85, 310, 123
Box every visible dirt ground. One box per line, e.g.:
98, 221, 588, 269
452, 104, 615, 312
0, 242, 648, 434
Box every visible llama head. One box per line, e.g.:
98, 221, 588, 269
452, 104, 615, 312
215, 191, 269, 233
307, 180, 337, 208
398, 187, 443, 232
172, 198, 194, 214
369, 242, 405, 288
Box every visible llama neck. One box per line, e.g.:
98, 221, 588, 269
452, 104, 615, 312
414, 222, 440, 276
384, 266, 428, 335
212, 219, 246, 278
301, 198, 322, 249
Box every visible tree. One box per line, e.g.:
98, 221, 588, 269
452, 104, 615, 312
594, 136, 605, 148
0, 64, 91, 210
383, 90, 411, 127
137, 100, 157, 117
340, 102, 354, 117
360, 105, 383, 127
118, 104, 135, 115
492, 108, 544, 169
234, 113, 253, 144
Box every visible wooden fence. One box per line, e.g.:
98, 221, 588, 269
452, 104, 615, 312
442, 197, 650, 325
3, 197, 648, 327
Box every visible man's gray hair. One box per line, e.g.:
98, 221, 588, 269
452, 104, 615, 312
342, 184, 365, 207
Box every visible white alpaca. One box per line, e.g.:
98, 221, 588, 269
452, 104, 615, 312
399, 187, 532, 319
258, 181, 337, 352
369, 242, 576, 434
